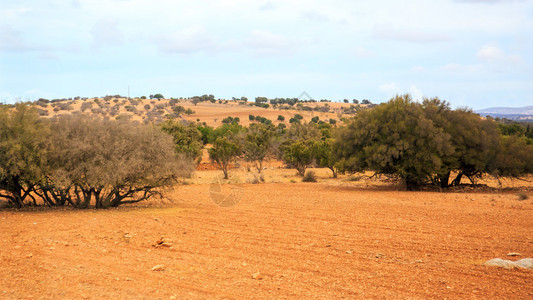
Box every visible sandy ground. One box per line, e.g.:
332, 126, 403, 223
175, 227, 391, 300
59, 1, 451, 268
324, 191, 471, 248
1, 170, 532, 299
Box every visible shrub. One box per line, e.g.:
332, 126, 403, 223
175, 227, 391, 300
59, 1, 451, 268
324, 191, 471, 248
302, 171, 317, 182
40, 115, 194, 208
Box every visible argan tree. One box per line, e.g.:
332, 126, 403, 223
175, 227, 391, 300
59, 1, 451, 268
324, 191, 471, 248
209, 136, 241, 179
0, 104, 50, 208
335, 95, 454, 190
42, 115, 194, 208
160, 120, 203, 163
243, 123, 275, 173
280, 122, 322, 176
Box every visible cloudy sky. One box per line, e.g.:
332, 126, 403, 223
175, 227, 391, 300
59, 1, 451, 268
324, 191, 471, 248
1, 0, 532, 109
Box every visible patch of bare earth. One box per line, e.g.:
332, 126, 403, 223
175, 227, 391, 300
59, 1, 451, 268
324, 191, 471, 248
1, 182, 532, 298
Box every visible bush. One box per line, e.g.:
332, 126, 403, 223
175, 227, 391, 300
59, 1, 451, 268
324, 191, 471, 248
40, 115, 194, 208
302, 171, 317, 182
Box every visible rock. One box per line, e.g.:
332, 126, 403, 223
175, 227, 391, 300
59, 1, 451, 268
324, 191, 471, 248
507, 252, 522, 257
484, 258, 533, 270
345, 250, 353, 254
251, 272, 263, 280
515, 258, 533, 269
153, 237, 173, 248
151, 265, 165, 271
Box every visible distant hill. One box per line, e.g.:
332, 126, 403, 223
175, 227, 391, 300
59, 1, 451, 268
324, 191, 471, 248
475, 106, 533, 121
26, 97, 364, 127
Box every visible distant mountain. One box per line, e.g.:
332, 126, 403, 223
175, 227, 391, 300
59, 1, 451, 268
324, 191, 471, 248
475, 106, 533, 121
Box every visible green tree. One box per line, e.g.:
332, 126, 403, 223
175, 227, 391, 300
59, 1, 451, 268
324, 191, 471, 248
0, 104, 50, 208
280, 122, 321, 176
209, 136, 241, 179
314, 138, 338, 178
160, 120, 204, 163
277, 115, 285, 121
153, 93, 164, 100
243, 123, 275, 173
282, 140, 316, 176
335, 95, 454, 190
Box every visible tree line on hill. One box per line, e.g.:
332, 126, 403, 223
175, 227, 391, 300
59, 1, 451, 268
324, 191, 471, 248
1, 94, 532, 208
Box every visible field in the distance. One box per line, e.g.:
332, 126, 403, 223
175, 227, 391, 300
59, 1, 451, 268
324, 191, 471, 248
1, 169, 532, 299
36, 97, 360, 126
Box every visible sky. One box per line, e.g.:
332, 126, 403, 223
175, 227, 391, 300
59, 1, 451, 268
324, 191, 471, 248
1, 0, 532, 109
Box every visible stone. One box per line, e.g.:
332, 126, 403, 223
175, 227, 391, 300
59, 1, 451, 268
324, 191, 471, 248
251, 272, 263, 280
152, 265, 165, 271
507, 252, 522, 257
484, 258, 533, 270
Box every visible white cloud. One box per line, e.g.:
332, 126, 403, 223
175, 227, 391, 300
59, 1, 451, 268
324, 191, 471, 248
476, 44, 522, 63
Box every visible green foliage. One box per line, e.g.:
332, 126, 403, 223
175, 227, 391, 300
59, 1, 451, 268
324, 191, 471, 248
498, 123, 526, 136
494, 135, 533, 178
282, 140, 316, 176
277, 115, 285, 121
208, 136, 241, 179
335, 95, 454, 190
222, 116, 240, 124
210, 123, 244, 143
152, 93, 164, 100
160, 120, 204, 163
314, 138, 338, 178
0, 104, 50, 208
196, 124, 214, 145
249, 114, 255, 121
243, 123, 275, 173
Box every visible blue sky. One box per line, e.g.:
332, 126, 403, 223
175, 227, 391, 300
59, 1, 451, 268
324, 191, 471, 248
1, 0, 532, 109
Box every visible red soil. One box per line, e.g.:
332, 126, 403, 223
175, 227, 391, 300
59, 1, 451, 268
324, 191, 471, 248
1, 182, 532, 298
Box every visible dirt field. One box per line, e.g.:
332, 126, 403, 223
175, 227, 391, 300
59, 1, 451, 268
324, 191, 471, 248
1, 171, 532, 299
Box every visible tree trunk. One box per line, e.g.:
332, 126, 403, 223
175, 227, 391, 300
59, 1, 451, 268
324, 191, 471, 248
329, 166, 338, 178
452, 172, 463, 186
439, 171, 450, 188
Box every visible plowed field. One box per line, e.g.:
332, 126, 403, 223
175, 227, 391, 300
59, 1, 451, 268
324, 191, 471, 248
1, 181, 532, 299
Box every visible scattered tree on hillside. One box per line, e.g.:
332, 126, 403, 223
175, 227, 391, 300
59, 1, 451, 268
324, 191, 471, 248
151, 94, 165, 100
